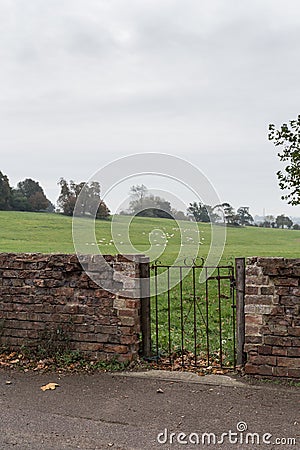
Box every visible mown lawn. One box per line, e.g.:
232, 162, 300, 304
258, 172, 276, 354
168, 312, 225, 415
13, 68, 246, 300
0, 210, 299, 261
0, 210, 299, 367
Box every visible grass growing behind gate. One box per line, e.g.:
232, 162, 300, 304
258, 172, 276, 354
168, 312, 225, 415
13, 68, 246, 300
150, 265, 236, 369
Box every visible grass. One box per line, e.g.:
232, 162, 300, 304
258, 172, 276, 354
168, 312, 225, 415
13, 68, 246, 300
1, 211, 299, 368
0, 210, 299, 261
151, 264, 236, 368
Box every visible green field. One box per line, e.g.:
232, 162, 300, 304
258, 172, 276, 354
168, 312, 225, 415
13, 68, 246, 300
1, 210, 299, 367
0, 210, 299, 261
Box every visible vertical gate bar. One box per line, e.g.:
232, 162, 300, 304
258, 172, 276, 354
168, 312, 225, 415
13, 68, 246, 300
231, 267, 236, 369
192, 266, 197, 367
217, 267, 223, 367
167, 267, 171, 365
155, 264, 159, 361
205, 267, 210, 367
180, 267, 184, 366
139, 256, 151, 358
235, 258, 246, 367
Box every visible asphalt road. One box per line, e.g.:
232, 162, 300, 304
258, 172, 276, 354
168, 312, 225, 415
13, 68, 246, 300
0, 370, 299, 450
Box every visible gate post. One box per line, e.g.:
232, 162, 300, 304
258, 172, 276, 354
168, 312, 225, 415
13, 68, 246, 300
139, 256, 151, 358
235, 257, 246, 367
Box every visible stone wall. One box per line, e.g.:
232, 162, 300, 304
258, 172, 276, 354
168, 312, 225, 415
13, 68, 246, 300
0, 253, 145, 362
244, 257, 300, 378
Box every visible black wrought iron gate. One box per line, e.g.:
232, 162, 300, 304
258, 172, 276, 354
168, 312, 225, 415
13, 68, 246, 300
148, 260, 237, 370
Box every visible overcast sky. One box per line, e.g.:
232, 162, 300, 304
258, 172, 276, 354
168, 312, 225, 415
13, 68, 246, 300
1, 0, 300, 217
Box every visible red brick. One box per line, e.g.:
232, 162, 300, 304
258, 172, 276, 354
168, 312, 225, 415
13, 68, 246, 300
280, 296, 300, 306
244, 363, 259, 375
245, 314, 263, 325
261, 286, 274, 295
273, 277, 298, 287
244, 344, 259, 353
119, 326, 134, 335
256, 365, 273, 376
245, 266, 261, 276
246, 275, 269, 285
245, 286, 259, 295
264, 336, 292, 346
94, 325, 117, 334
2, 270, 19, 278
287, 347, 300, 357
71, 315, 85, 324
273, 366, 289, 377
245, 335, 262, 344
6, 329, 28, 338
118, 309, 137, 317
287, 368, 300, 378
103, 344, 128, 354
117, 317, 135, 326
258, 345, 272, 355
125, 299, 140, 309
272, 346, 287, 356
120, 335, 137, 345
249, 355, 276, 366
288, 326, 300, 337
245, 324, 261, 335
245, 295, 273, 305
275, 286, 291, 295
277, 357, 300, 368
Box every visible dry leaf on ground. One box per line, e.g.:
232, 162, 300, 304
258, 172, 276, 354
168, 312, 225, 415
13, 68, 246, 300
40, 382, 60, 391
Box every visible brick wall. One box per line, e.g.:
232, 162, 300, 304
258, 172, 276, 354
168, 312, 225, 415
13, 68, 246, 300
0, 253, 146, 362
244, 257, 300, 378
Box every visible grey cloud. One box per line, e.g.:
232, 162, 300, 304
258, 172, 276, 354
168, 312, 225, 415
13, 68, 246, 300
1, 0, 300, 217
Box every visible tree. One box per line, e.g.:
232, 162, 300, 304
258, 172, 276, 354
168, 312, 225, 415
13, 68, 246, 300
96, 200, 110, 220
57, 178, 76, 216
171, 209, 188, 221
275, 214, 293, 229
15, 178, 51, 211
236, 207, 254, 226
213, 202, 239, 225
10, 189, 29, 211
131, 194, 172, 219
0, 171, 12, 210
129, 184, 148, 204
128, 185, 173, 219
187, 202, 211, 222
57, 178, 110, 219
269, 115, 300, 205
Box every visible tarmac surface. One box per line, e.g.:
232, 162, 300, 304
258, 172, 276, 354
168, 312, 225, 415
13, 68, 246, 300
0, 369, 299, 450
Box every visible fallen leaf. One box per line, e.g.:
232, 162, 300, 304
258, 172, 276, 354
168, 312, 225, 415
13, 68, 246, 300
40, 382, 60, 391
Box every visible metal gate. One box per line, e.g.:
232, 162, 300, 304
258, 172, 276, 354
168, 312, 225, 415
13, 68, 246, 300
148, 259, 238, 370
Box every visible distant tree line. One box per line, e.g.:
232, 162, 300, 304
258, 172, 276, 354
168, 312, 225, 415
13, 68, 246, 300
121, 184, 298, 229
57, 178, 110, 219
0, 170, 110, 220
187, 202, 254, 226
258, 214, 296, 229
0, 173, 298, 227
0, 171, 53, 212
